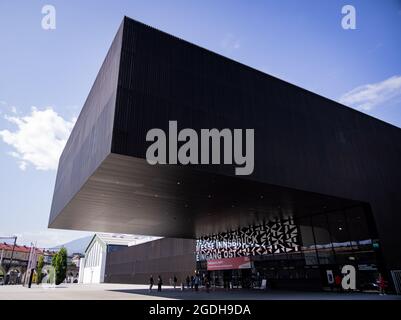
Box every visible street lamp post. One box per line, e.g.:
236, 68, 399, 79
7, 236, 17, 272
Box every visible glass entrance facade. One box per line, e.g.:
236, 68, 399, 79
196, 205, 383, 292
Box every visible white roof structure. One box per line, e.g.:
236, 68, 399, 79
127, 236, 162, 247
96, 233, 141, 246
85, 233, 160, 253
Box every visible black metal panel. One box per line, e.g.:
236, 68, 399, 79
110, 17, 401, 269
48, 21, 124, 226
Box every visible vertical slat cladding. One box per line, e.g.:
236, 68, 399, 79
113, 18, 401, 196
111, 17, 401, 269
49, 22, 124, 225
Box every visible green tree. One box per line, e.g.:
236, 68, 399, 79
36, 255, 45, 285
52, 247, 67, 285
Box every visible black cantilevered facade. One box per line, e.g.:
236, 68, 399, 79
49, 17, 401, 290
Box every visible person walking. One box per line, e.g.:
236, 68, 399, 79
173, 275, 178, 289
149, 275, 154, 291
334, 274, 342, 292
194, 275, 200, 292
186, 275, 190, 289
205, 275, 211, 293
190, 275, 194, 290
157, 275, 163, 292
377, 273, 387, 295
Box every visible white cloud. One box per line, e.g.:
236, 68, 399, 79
18, 161, 27, 171
0, 107, 76, 171
10, 106, 17, 114
339, 75, 401, 111
221, 33, 241, 51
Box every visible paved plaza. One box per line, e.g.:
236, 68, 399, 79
0, 283, 400, 300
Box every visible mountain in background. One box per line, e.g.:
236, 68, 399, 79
52, 234, 161, 255
52, 235, 93, 254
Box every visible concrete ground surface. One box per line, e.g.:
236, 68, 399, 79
0, 283, 400, 300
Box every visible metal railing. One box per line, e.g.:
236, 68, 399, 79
391, 270, 401, 295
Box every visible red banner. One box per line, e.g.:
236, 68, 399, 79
207, 256, 252, 271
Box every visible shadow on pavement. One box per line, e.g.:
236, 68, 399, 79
107, 287, 399, 300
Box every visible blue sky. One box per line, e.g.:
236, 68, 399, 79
0, 0, 400, 248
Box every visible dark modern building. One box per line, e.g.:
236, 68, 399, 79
49, 16, 401, 292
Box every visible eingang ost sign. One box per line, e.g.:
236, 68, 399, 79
207, 256, 252, 271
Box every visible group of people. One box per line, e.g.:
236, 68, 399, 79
184, 274, 211, 292
149, 274, 179, 292
148, 274, 211, 293
185, 275, 200, 291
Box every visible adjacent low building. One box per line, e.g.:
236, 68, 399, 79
0, 243, 43, 271
104, 237, 196, 285
79, 233, 155, 284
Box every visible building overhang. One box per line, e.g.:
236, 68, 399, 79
49, 153, 362, 238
